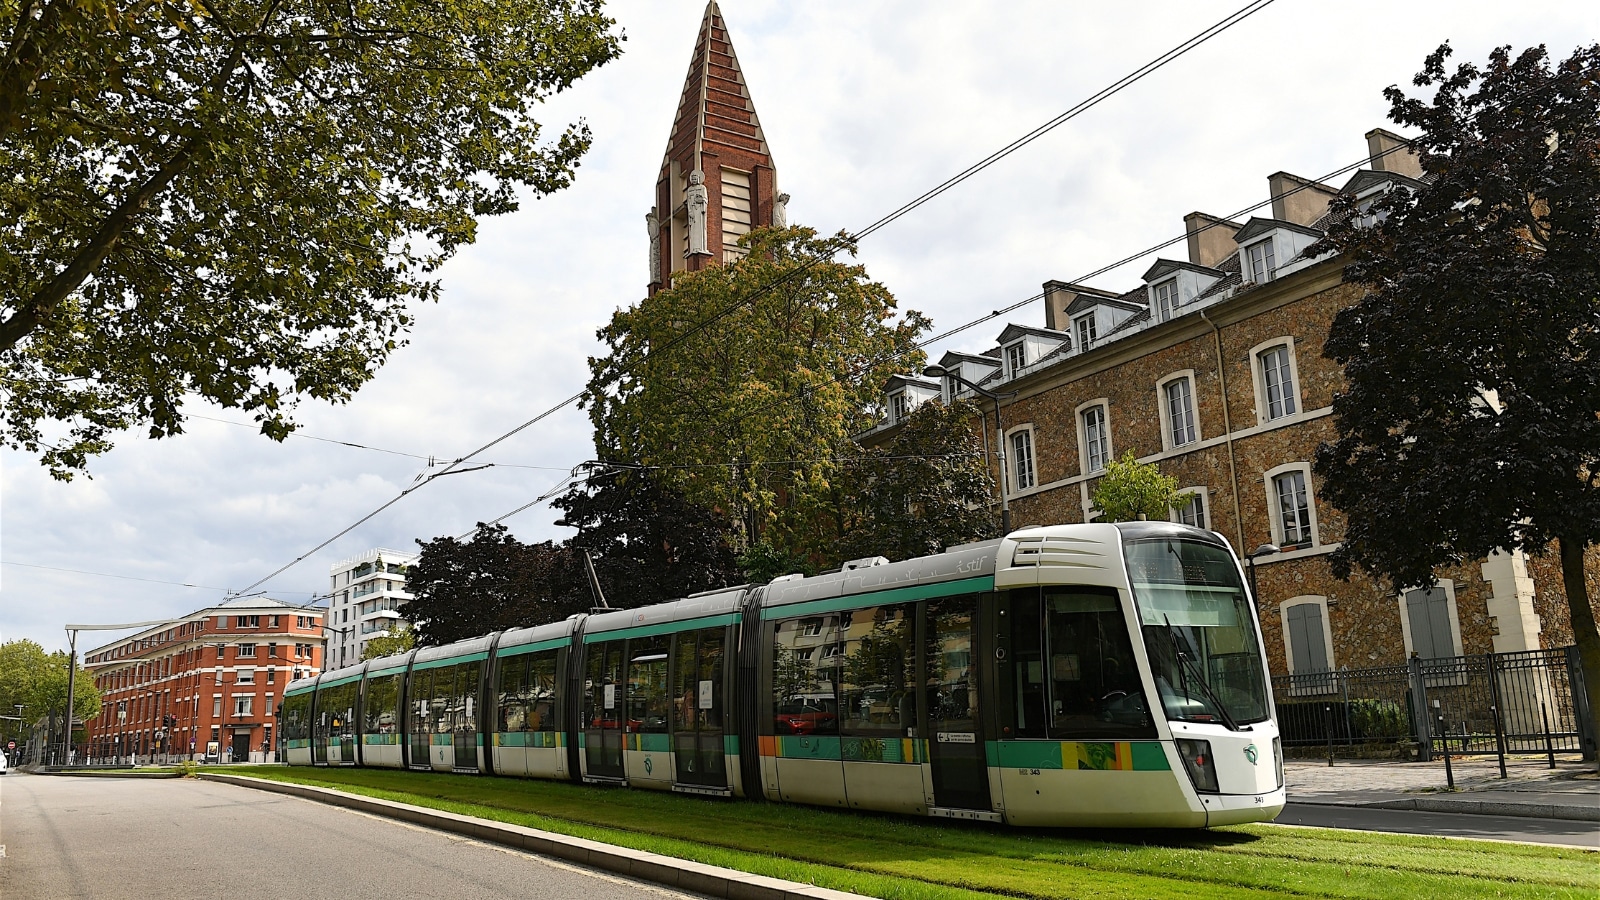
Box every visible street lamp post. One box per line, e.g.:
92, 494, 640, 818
1245, 543, 1280, 605
922, 365, 1018, 534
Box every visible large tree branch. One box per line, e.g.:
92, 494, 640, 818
0, 40, 247, 354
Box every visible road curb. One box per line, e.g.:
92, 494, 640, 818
1292, 796, 1600, 822
30, 767, 183, 779
200, 773, 866, 900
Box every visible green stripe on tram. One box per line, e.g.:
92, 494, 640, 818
361, 734, 402, 745
317, 673, 364, 689
761, 576, 995, 620
412, 651, 489, 670
495, 731, 563, 749
495, 638, 570, 658
985, 740, 1172, 771
583, 613, 740, 643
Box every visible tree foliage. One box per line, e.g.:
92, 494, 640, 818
586, 226, 928, 558
1310, 43, 1600, 758
1091, 451, 1183, 523
825, 398, 998, 563
407, 523, 588, 647
551, 463, 745, 607
360, 623, 417, 661
0, 639, 101, 729
0, 0, 621, 478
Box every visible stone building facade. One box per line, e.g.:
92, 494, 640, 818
867, 129, 1599, 678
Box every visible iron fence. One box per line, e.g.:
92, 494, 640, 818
1271, 646, 1594, 761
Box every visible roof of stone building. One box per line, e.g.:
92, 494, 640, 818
659, 1, 772, 179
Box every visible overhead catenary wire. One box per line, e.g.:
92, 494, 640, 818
231, 1, 1282, 592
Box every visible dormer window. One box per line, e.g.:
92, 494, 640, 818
1152, 279, 1181, 322
1004, 342, 1026, 376
1245, 238, 1276, 284
1075, 314, 1097, 350
889, 391, 908, 423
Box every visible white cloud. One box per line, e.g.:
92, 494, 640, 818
3, 0, 1592, 652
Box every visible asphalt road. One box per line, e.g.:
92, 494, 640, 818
0, 773, 705, 900
1277, 802, 1600, 849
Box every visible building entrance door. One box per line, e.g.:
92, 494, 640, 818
926, 597, 992, 813
231, 729, 253, 763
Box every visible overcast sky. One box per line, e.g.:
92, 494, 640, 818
3, 1, 1593, 654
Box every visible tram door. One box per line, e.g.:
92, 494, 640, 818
453, 663, 481, 771
926, 596, 992, 812
584, 642, 625, 778
672, 627, 727, 789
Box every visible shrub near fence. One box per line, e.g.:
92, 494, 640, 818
1270, 646, 1594, 759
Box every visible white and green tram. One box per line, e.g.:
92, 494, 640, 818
281, 523, 1285, 827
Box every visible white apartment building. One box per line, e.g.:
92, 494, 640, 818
326, 548, 418, 668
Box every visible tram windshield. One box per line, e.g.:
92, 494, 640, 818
1124, 538, 1271, 727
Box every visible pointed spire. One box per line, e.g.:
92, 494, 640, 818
648, 1, 781, 294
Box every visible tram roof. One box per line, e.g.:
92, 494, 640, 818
583, 586, 749, 638
760, 539, 1001, 612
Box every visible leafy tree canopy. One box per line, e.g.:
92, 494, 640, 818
360, 623, 417, 661
551, 462, 745, 607
1, 0, 621, 478
825, 398, 998, 563
1091, 451, 1183, 523
585, 226, 928, 557
0, 639, 101, 727
1310, 43, 1600, 758
407, 523, 588, 647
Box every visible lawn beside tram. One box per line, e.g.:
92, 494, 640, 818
212, 764, 1598, 900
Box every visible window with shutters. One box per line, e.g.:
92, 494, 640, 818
1281, 597, 1335, 695
1402, 584, 1461, 660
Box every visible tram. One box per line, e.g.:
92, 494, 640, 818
280, 523, 1285, 827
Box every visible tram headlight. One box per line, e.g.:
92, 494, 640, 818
1272, 737, 1284, 789
1175, 739, 1219, 793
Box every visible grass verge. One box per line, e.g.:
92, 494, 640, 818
210, 766, 1596, 900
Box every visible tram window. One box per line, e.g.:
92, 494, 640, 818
1044, 588, 1155, 739
1007, 590, 1048, 738
498, 656, 527, 732
627, 637, 671, 734
837, 604, 915, 737
526, 652, 558, 733
673, 628, 724, 732
453, 662, 480, 735
364, 673, 400, 735
772, 616, 838, 735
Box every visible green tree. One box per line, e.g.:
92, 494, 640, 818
1310, 43, 1600, 759
1, 1, 621, 478
586, 226, 928, 559
407, 523, 589, 646
1091, 451, 1183, 522
826, 398, 998, 564
551, 462, 744, 607
0, 639, 101, 746
361, 623, 417, 661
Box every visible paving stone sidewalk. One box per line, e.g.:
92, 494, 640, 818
1286, 755, 1600, 821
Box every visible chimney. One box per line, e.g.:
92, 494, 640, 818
1268, 172, 1341, 226
1366, 128, 1423, 179
1183, 212, 1244, 268
1043, 280, 1072, 331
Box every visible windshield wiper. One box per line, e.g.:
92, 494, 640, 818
1164, 615, 1240, 732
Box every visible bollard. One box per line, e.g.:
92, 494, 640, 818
1541, 703, 1556, 770
1325, 704, 1334, 768
1439, 712, 1454, 789
1491, 704, 1508, 779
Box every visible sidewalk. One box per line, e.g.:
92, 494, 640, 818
1286, 754, 1600, 822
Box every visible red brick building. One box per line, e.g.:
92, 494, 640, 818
647, 0, 783, 295
83, 598, 323, 763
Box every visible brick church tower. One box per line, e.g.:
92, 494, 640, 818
647, 1, 785, 295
